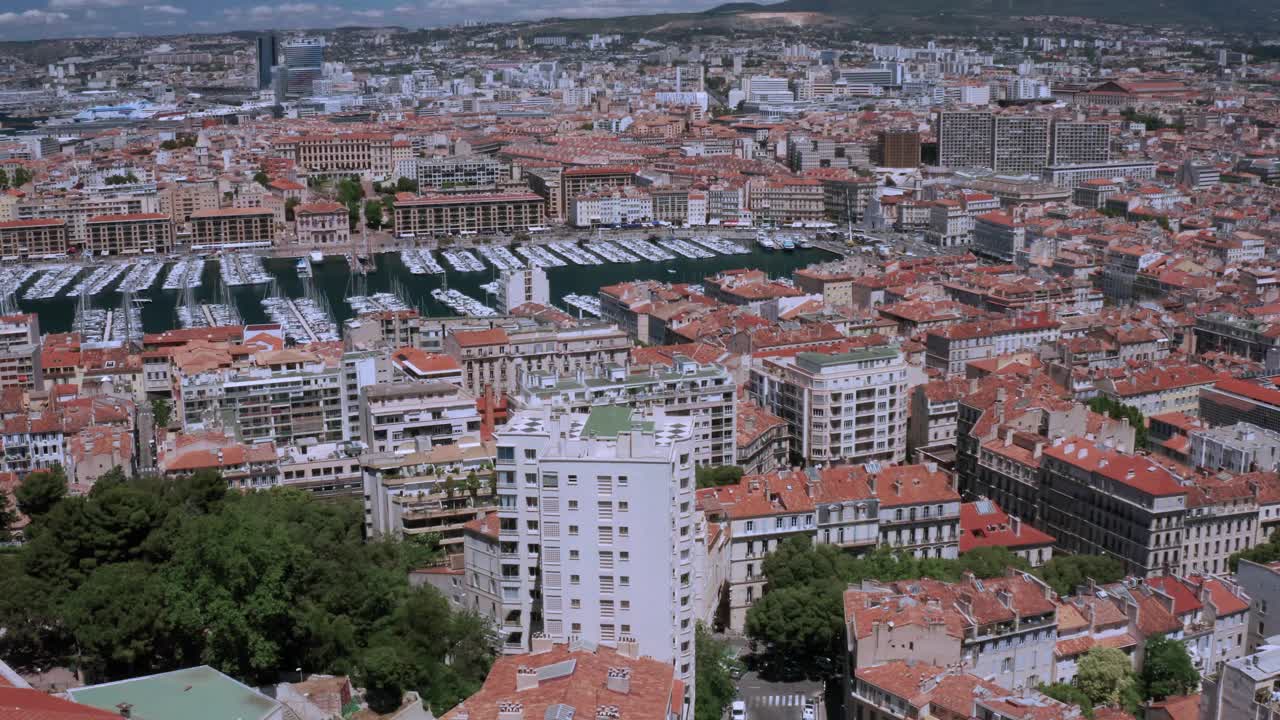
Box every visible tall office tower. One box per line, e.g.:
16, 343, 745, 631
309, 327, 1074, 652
937, 111, 994, 170
993, 116, 1051, 175
255, 33, 278, 90
492, 406, 697, 694
1050, 120, 1111, 165
282, 37, 324, 98
875, 129, 922, 168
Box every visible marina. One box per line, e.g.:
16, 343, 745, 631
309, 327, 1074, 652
74, 296, 143, 346
561, 293, 602, 317
12, 244, 831, 336
163, 258, 205, 290
688, 235, 750, 255
400, 248, 445, 275
657, 237, 715, 260
68, 263, 128, 297
116, 258, 166, 294
347, 292, 413, 315
24, 265, 83, 300
617, 237, 676, 262
219, 253, 273, 287
514, 244, 566, 268
440, 249, 486, 273
549, 241, 604, 265
431, 288, 498, 317
477, 245, 526, 272
262, 294, 340, 344
585, 240, 640, 263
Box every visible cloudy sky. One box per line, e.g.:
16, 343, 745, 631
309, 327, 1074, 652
0, 0, 733, 41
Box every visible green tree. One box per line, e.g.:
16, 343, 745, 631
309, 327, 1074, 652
151, 398, 172, 428
957, 546, 1031, 579
360, 645, 415, 714
696, 465, 744, 488
1075, 646, 1136, 708
13, 168, 30, 187
695, 624, 738, 720
0, 168, 8, 190
1038, 683, 1094, 718
1036, 554, 1126, 596
0, 490, 16, 541
1231, 530, 1280, 571
395, 177, 418, 193
364, 199, 384, 229
744, 579, 844, 679
1087, 396, 1148, 449
65, 561, 172, 679
253, 170, 270, 187
285, 197, 300, 222
16, 465, 68, 520
1141, 634, 1199, 700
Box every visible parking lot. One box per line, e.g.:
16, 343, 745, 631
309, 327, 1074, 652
722, 634, 827, 720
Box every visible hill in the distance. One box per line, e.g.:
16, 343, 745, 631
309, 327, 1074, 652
704, 0, 1278, 31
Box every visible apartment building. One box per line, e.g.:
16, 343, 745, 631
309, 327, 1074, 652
189, 207, 276, 249
393, 192, 545, 237
294, 202, 350, 248
1201, 379, 1280, 435
751, 178, 826, 224
1201, 646, 1280, 720
874, 129, 921, 168
443, 322, 631, 396
1042, 160, 1158, 187
570, 187, 653, 227
822, 176, 878, 225
749, 343, 908, 466
0, 313, 41, 390
736, 400, 790, 476
440, 641, 689, 720
1040, 437, 1187, 577
490, 406, 698, 689
515, 358, 736, 466
159, 179, 220, 224
849, 662, 1075, 720
360, 381, 482, 454
1181, 474, 1258, 576
362, 441, 498, 550
1190, 422, 1280, 473
924, 313, 1060, 376
84, 213, 174, 255
178, 348, 380, 447
937, 111, 994, 170
698, 463, 958, 631
1049, 121, 1111, 165
1098, 363, 1223, 418
972, 211, 1026, 262
398, 155, 504, 191
0, 218, 68, 259
271, 133, 400, 177
17, 192, 159, 245
993, 116, 1051, 175
844, 572, 1059, 691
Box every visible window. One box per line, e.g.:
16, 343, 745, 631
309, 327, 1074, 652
619, 526, 629, 537
620, 551, 629, 562
619, 501, 629, 512
618, 476, 628, 487
568, 474, 578, 486
497, 446, 514, 461
526, 520, 539, 532
621, 600, 630, 610
572, 623, 581, 633
524, 473, 537, 486
568, 500, 579, 510
746, 520, 755, 532
569, 550, 580, 560
569, 525, 579, 536
570, 598, 581, 609
570, 574, 580, 585
542, 473, 558, 488
620, 576, 630, 587
523, 449, 537, 460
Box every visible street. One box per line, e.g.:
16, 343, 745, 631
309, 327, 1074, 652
720, 633, 826, 720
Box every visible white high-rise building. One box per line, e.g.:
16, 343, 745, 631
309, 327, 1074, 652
492, 406, 698, 695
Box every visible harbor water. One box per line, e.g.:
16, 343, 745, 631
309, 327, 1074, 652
14, 244, 834, 336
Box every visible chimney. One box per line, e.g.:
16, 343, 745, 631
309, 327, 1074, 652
516, 667, 539, 692
497, 701, 524, 720
606, 667, 632, 694
530, 632, 554, 655
892, 480, 902, 496
116, 704, 133, 719
1010, 515, 1021, 537
455, 707, 470, 720
615, 636, 641, 659
597, 706, 621, 720
568, 635, 585, 653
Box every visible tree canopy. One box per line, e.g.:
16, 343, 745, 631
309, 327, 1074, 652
1037, 554, 1126, 596
695, 465, 744, 489
1141, 634, 1199, 701
1075, 646, 1137, 709
694, 624, 739, 720
0, 469, 494, 712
